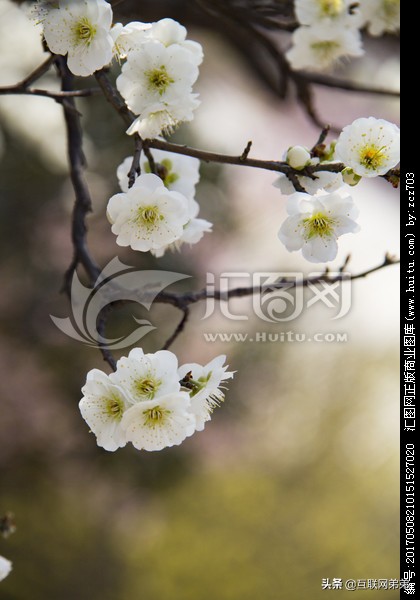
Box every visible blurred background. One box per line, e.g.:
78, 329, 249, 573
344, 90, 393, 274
0, 1, 400, 598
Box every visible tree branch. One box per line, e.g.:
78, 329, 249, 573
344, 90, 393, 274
155, 255, 399, 309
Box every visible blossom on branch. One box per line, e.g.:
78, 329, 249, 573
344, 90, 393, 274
285, 145, 313, 170
79, 369, 131, 452
38, 0, 114, 76
126, 95, 200, 139
178, 356, 235, 431
359, 0, 400, 36
116, 41, 199, 115
117, 150, 201, 199
79, 351, 234, 451
116, 38, 200, 138
107, 173, 190, 253
116, 153, 212, 256
286, 23, 364, 71
278, 191, 360, 262
111, 348, 181, 403
295, 0, 363, 27
334, 117, 400, 177
273, 169, 343, 195
121, 392, 196, 451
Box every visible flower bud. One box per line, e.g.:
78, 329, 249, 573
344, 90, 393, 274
342, 167, 362, 186
286, 146, 312, 170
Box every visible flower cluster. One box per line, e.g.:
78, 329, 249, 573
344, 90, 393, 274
79, 350, 234, 452
274, 116, 400, 262
0, 555, 12, 582
35, 2, 202, 137
34, 1, 209, 257
109, 150, 212, 255
287, 0, 400, 72
115, 18, 202, 138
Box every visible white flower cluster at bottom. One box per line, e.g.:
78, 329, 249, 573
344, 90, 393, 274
79, 349, 234, 452
0, 555, 12, 582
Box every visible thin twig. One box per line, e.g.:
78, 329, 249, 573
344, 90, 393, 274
128, 134, 144, 188
298, 72, 400, 98
162, 307, 190, 350
0, 86, 101, 100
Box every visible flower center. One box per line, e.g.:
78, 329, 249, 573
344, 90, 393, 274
319, 0, 344, 17
134, 377, 161, 400
143, 406, 171, 428
74, 18, 97, 45
383, 0, 399, 18
359, 145, 388, 171
311, 40, 340, 59
145, 66, 174, 94
136, 205, 162, 228
180, 371, 212, 397
302, 212, 336, 239
105, 395, 124, 421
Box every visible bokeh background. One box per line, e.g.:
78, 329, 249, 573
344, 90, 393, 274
0, 1, 400, 598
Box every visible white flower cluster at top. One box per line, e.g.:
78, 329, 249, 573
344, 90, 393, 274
287, 0, 400, 72
79, 350, 234, 452
35, 1, 201, 135
34, 0, 210, 258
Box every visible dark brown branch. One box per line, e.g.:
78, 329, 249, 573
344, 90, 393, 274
298, 72, 400, 98
55, 58, 116, 370
128, 134, 144, 188
0, 56, 100, 100
94, 69, 135, 126
14, 55, 54, 87
94, 69, 399, 191
0, 85, 101, 100
155, 255, 399, 309
162, 307, 190, 350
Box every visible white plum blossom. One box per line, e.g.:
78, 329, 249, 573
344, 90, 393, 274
79, 369, 132, 451
286, 145, 312, 170
126, 95, 200, 138
295, 0, 363, 27
334, 117, 400, 177
286, 24, 364, 71
142, 18, 204, 66
78, 350, 234, 452
273, 168, 343, 195
116, 152, 211, 255
178, 355, 234, 431
39, 0, 114, 76
111, 18, 203, 65
121, 392, 196, 451
359, 0, 400, 36
0, 555, 12, 582
278, 191, 360, 263
110, 21, 151, 59
150, 197, 212, 257
107, 173, 190, 252
116, 40, 199, 118
111, 348, 181, 403
117, 150, 200, 199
